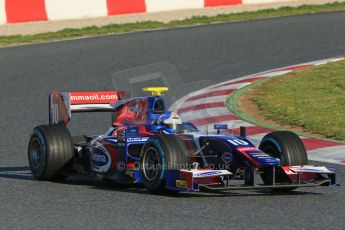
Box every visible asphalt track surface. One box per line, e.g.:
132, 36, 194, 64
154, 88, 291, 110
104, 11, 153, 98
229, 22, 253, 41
1, 12, 345, 229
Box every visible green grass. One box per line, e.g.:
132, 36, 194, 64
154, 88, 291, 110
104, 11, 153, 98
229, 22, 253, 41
1, 2, 345, 46
248, 59, 345, 140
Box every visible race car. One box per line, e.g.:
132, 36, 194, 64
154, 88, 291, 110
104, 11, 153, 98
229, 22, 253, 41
28, 87, 337, 194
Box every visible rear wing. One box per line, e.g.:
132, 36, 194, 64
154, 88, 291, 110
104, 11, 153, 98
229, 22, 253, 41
49, 91, 131, 125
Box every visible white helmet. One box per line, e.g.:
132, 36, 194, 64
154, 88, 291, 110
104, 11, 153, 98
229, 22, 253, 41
159, 112, 182, 131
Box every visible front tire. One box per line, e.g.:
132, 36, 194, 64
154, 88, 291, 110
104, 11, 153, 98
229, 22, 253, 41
140, 135, 189, 194
259, 131, 308, 166
28, 124, 74, 181
259, 131, 308, 191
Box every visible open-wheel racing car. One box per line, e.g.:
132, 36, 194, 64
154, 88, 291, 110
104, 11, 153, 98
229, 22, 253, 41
28, 87, 337, 194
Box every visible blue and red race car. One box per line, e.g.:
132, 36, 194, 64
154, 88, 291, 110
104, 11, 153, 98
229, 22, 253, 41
28, 87, 336, 194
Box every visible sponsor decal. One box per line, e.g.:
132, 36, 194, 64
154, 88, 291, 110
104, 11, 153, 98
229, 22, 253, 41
222, 152, 233, 163
92, 153, 107, 164
299, 168, 324, 172
49, 92, 70, 125
133, 103, 143, 114
290, 166, 333, 174
228, 139, 249, 146
176, 180, 188, 189
70, 91, 118, 104
90, 141, 112, 173
194, 171, 222, 177
117, 99, 147, 122
127, 137, 149, 142
252, 153, 270, 157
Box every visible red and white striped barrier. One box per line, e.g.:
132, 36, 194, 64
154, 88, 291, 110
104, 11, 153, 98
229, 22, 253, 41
170, 56, 345, 165
0, 0, 290, 24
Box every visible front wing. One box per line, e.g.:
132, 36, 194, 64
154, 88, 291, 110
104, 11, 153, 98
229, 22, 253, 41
165, 165, 337, 192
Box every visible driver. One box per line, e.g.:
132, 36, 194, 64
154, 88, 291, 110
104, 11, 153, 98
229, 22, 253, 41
158, 112, 182, 134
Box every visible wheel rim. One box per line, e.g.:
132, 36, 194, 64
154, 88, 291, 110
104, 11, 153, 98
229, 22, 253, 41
142, 147, 162, 181
29, 137, 45, 173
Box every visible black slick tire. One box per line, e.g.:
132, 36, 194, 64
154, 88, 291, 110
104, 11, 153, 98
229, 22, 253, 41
139, 135, 189, 194
28, 124, 74, 181
259, 131, 308, 191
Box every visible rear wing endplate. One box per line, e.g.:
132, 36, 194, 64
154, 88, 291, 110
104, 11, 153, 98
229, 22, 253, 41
49, 91, 130, 125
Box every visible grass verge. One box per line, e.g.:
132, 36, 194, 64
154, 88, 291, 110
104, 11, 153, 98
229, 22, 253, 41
245, 59, 345, 141
1, 2, 345, 46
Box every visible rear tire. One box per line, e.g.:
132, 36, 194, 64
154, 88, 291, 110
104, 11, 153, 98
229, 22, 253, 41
259, 131, 308, 191
28, 124, 74, 181
139, 135, 189, 194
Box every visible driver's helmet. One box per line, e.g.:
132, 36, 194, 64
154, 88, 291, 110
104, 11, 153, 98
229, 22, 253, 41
158, 111, 182, 133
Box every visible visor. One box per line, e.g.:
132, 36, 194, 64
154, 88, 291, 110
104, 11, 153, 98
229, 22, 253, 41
166, 123, 182, 131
